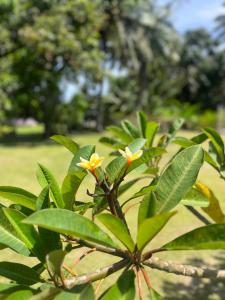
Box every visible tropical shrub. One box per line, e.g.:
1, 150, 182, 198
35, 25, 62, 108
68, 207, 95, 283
0, 112, 225, 299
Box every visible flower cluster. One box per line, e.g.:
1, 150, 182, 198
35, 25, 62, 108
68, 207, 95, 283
77, 147, 143, 171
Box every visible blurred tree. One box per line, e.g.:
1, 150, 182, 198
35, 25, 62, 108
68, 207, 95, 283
177, 29, 224, 109
0, 0, 103, 136
96, 0, 179, 128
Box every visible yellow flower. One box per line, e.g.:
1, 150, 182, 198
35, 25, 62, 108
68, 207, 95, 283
119, 147, 143, 164
77, 153, 104, 172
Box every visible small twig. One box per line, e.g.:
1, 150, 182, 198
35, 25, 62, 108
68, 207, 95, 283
142, 248, 167, 261
64, 236, 128, 258
136, 266, 143, 300
123, 202, 140, 214
63, 264, 77, 277
95, 278, 105, 296
73, 248, 96, 267
64, 258, 129, 289
144, 257, 225, 280
141, 266, 152, 289
185, 205, 211, 225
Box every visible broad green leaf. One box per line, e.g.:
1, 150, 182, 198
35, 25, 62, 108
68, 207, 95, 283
37, 164, 64, 209
181, 187, 209, 207
149, 288, 164, 299
203, 127, 225, 163
172, 136, 195, 148
146, 122, 159, 147
196, 182, 225, 223
163, 224, 225, 250
61, 172, 86, 210
100, 270, 135, 300
3, 208, 45, 261
98, 214, 135, 252
0, 262, 41, 285
137, 211, 176, 251
106, 125, 133, 144
137, 111, 148, 137
6, 290, 34, 300
128, 138, 146, 153
36, 189, 62, 254
24, 209, 118, 249
0, 187, 36, 210
46, 250, 66, 284
121, 120, 140, 139
0, 283, 34, 297
106, 156, 127, 184
138, 192, 157, 226
69, 145, 95, 172
99, 137, 124, 150
36, 187, 50, 210
29, 287, 60, 300
129, 185, 156, 201
51, 135, 79, 154
154, 145, 204, 213
191, 133, 208, 144
0, 207, 30, 256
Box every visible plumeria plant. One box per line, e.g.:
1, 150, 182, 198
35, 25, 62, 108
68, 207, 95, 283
0, 112, 225, 299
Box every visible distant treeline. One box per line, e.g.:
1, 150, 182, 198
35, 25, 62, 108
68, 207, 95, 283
0, 0, 225, 136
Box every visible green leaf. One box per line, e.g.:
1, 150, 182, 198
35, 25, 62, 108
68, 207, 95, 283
121, 120, 140, 139
0, 187, 36, 210
138, 192, 157, 226
36, 187, 50, 210
128, 138, 146, 153
52, 284, 94, 300
5, 289, 34, 300
203, 127, 225, 163
146, 122, 159, 147
3, 208, 45, 261
173, 136, 195, 148
137, 111, 148, 137
46, 250, 66, 284
106, 156, 127, 184
106, 126, 133, 144
0, 262, 41, 285
137, 211, 176, 251
149, 288, 164, 299
99, 137, 125, 150
69, 145, 95, 172
129, 185, 156, 201
51, 135, 79, 154
24, 209, 118, 249
98, 214, 135, 252
181, 187, 209, 207
99, 270, 135, 300
163, 224, 225, 250
61, 172, 86, 210
154, 145, 204, 213
37, 164, 64, 209
0, 207, 30, 256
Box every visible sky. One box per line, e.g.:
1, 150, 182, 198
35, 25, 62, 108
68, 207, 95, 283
159, 0, 225, 33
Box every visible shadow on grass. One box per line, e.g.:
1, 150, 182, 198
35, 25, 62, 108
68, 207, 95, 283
162, 256, 225, 300
0, 132, 50, 147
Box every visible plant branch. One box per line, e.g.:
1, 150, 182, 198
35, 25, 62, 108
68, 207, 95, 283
64, 258, 129, 289
144, 257, 225, 280
185, 205, 211, 225
64, 236, 128, 258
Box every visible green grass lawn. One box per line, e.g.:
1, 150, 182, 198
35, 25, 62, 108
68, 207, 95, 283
0, 130, 225, 299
